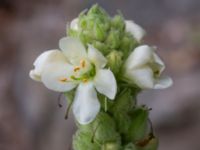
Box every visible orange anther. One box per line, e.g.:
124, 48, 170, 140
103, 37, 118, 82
59, 77, 68, 82
80, 60, 86, 68
82, 78, 88, 83
74, 66, 80, 72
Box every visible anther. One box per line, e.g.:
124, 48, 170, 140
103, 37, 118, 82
59, 77, 68, 82
74, 66, 80, 72
80, 60, 86, 68
82, 78, 88, 83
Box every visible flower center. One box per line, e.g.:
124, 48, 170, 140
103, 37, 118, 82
59, 59, 96, 83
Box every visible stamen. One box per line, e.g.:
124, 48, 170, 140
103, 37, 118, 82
59, 77, 68, 82
82, 78, 88, 83
70, 75, 76, 80
74, 66, 80, 72
80, 60, 86, 68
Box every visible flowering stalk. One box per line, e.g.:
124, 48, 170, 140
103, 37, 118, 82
30, 4, 172, 150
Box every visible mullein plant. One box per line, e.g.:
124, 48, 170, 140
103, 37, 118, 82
30, 4, 173, 150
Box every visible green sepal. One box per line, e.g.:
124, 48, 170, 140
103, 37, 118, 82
73, 130, 101, 150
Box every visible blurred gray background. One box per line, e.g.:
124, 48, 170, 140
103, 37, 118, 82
0, 0, 200, 150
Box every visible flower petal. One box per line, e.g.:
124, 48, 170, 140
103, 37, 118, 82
70, 18, 79, 30
72, 82, 100, 124
125, 20, 146, 42
87, 44, 107, 68
94, 69, 117, 99
125, 45, 153, 69
153, 53, 165, 74
126, 67, 154, 89
59, 37, 87, 65
29, 50, 67, 81
41, 62, 77, 92
154, 76, 173, 89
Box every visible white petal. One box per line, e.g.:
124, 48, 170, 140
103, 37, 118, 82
126, 67, 154, 89
125, 20, 146, 42
73, 82, 100, 124
41, 62, 77, 92
94, 69, 117, 99
125, 45, 153, 69
30, 50, 67, 81
87, 44, 107, 68
59, 37, 87, 65
154, 76, 173, 89
153, 53, 165, 73
29, 70, 41, 81
70, 18, 79, 30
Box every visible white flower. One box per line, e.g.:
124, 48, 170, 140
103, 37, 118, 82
69, 18, 146, 42
124, 45, 173, 89
29, 37, 117, 124
125, 20, 146, 42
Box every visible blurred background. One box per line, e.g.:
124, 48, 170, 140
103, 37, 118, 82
0, 0, 200, 150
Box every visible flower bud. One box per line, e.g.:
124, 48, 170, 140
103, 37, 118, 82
111, 15, 125, 32
106, 50, 123, 74
128, 107, 149, 142
110, 88, 135, 142
106, 29, 121, 49
120, 33, 138, 58
92, 112, 120, 144
73, 130, 100, 150
94, 23, 106, 41
92, 41, 109, 55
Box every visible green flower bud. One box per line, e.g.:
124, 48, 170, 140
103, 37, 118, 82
73, 130, 100, 150
110, 88, 135, 143
111, 14, 125, 32
111, 88, 135, 113
94, 23, 106, 41
106, 29, 121, 49
106, 50, 123, 74
119, 33, 138, 59
92, 112, 120, 144
128, 107, 149, 142
79, 30, 93, 45
87, 4, 109, 18
92, 41, 109, 55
